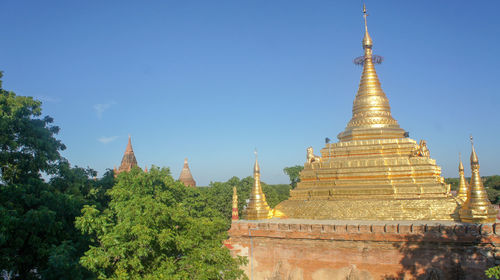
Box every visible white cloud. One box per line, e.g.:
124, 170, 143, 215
98, 136, 118, 144
93, 101, 116, 118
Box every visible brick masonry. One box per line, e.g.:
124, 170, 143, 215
226, 220, 500, 280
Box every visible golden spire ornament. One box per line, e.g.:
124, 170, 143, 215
459, 136, 497, 223
232, 187, 239, 221
244, 151, 272, 220
362, 4, 373, 48
456, 153, 468, 203
338, 4, 405, 141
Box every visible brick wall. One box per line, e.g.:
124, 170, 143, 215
226, 220, 500, 280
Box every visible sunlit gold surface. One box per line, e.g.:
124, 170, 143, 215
232, 186, 239, 221
244, 155, 272, 220
337, 5, 405, 142
456, 155, 468, 203
273, 6, 460, 221
459, 138, 496, 223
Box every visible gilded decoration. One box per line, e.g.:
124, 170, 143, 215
458, 137, 497, 223
244, 153, 273, 220
273, 6, 460, 221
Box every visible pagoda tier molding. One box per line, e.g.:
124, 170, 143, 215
274, 138, 460, 221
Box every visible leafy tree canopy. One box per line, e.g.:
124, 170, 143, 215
0, 72, 65, 184
283, 165, 303, 189
76, 167, 247, 280
0, 72, 95, 279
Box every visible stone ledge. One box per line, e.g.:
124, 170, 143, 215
229, 219, 500, 243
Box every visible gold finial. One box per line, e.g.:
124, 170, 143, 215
459, 137, 497, 223
254, 149, 260, 173
362, 4, 373, 49
458, 153, 464, 171
470, 135, 478, 164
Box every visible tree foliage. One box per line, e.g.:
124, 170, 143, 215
487, 265, 500, 279
76, 167, 247, 280
0, 71, 65, 184
283, 165, 303, 189
446, 175, 500, 204
0, 73, 95, 279
201, 176, 291, 227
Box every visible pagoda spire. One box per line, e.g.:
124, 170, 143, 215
362, 4, 373, 48
178, 158, 196, 187
244, 151, 272, 220
459, 136, 497, 223
456, 153, 468, 203
116, 135, 138, 175
232, 187, 239, 221
338, 5, 405, 141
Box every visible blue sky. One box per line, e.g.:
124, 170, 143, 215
1, 1, 499, 185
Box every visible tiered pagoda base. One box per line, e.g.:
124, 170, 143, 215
274, 139, 461, 221
226, 219, 500, 280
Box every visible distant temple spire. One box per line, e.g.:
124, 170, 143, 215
178, 158, 196, 187
232, 186, 239, 221
456, 153, 468, 203
115, 135, 138, 176
244, 152, 272, 220
459, 136, 497, 223
338, 4, 405, 141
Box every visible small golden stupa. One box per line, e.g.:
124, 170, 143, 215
458, 137, 497, 223
456, 154, 469, 204
244, 153, 273, 220
273, 5, 461, 221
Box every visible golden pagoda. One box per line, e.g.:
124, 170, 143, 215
114, 135, 138, 176
273, 6, 460, 221
459, 137, 497, 223
456, 154, 468, 203
244, 154, 273, 220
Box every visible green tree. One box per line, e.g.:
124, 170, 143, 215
486, 266, 500, 279
76, 167, 247, 280
283, 165, 303, 189
444, 177, 459, 191
50, 160, 115, 210
484, 175, 500, 204
0, 73, 93, 279
0, 72, 65, 184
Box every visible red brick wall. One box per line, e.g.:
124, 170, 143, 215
226, 221, 500, 280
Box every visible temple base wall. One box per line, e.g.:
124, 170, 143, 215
226, 219, 500, 280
